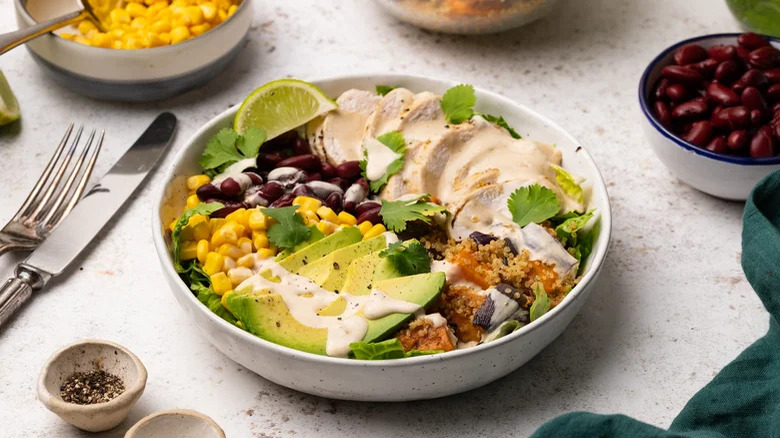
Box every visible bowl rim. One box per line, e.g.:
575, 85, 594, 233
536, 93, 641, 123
14, 0, 250, 54
152, 73, 613, 367
638, 32, 780, 166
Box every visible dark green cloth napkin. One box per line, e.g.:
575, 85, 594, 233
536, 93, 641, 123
531, 171, 780, 438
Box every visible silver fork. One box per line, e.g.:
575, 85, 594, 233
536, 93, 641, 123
0, 124, 103, 257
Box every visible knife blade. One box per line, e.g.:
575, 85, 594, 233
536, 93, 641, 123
0, 112, 177, 327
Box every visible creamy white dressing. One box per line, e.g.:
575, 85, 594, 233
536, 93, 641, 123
211, 157, 256, 184
363, 288, 421, 319
431, 259, 484, 290
363, 137, 402, 181
423, 312, 448, 328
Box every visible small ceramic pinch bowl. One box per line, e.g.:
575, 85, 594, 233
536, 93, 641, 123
37, 339, 148, 432
13, 0, 253, 101
125, 409, 225, 438
639, 33, 780, 201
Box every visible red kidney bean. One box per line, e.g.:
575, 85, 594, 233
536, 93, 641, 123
674, 43, 707, 65
654, 78, 670, 101
661, 65, 703, 84
335, 160, 362, 179
354, 178, 369, 193
262, 130, 298, 150
707, 44, 738, 62
727, 130, 749, 151
305, 172, 322, 182
768, 84, 780, 101
666, 84, 689, 101
737, 45, 752, 64
748, 46, 780, 69
734, 69, 769, 94
220, 177, 243, 197
712, 106, 750, 130
196, 183, 221, 201
256, 153, 283, 171
243, 186, 268, 208
738, 32, 770, 50
355, 206, 382, 225
771, 118, 780, 141
244, 172, 263, 185
306, 181, 344, 199
292, 137, 312, 156
712, 105, 724, 116
653, 101, 671, 127
270, 193, 295, 208
706, 82, 740, 106
257, 181, 285, 203
355, 201, 381, 216
276, 154, 322, 171
292, 184, 315, 198
211, 201, 246, 218
690, 58, 718, 78
766, 68, 780, 84
325, 192, 343, 212
750, 126, 776, 157
705, 136, 727, 153
327, 177, 351, 191
742, 86, 769, 115
343, 183, 368, 212
682, 120, 713, 146
750, 109, 764, 127
672, 98, 709, 119
320, 161, 337, 179
268, 167, 307, 187
714, 60, 742, 85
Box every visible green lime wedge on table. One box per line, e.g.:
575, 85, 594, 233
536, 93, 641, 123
234, 79, 337, 139
0, 71, 20, 126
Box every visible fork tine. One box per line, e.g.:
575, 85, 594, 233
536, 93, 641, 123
40, 130, 96, 228
24, 126, 83, 225
14, 123, 73, 219
46, 130, 103, 229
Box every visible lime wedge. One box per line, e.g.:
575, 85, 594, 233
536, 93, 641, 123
234, 79, 337, 140
0, 71, 20, 126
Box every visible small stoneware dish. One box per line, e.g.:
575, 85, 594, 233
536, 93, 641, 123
125, 409, 225, 438
153, 73, 612, 401
37, 339, 148, 432
639, 33, 780, 201
13, 0, 252, 101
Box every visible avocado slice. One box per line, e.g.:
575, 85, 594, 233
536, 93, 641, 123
296, 234, 389, 291
226, 292, 328, 355
341, 250, 401, 296
277, 227, 362, 273
275, 226, 325, 260
362, 272, 445, 343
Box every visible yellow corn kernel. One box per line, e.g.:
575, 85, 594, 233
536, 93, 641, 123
220, 289, 232, 309
108, 28, 126, 38
316, 206, 338, 222
199, 2, 217, 21
252, 232, 269, 250
302, 210, 319, 225
316, 220, 337, 235
210, 272, 231, 295
159, 32, 171, 44
181, 219, 210, 242
357, 221, 373, 235
216, 0, 231, 9
190, 22, 211, 36
223, 256, 236, 271
170, 25, 191, 44
77, 20, 98, 35
184, 5, 205, 25
237, 253, 255, 268
111, 40, 124, 49
74, 35, 91, 46
91, 32, 113, 48
224, 208, 250, 229
145, 2, 166, 16
217, 243, 242, 259
145, 0, 166, 4
211, 228, 237, 247
130, 16, 150, 29
248, 210, 267, 230
155, 7, 173, 19
227, 4, 237, 16
196, 239, 210, 264
126, 2, 147, 18
293, 196, 322, 212
363, 224, 386, 240
185, 194, 200, 210
227, 267, 253, 286
110, 9, 132, 24
208, 218, 225, 234
168, 218, 178, 232
237, 237, 253, 254
150, 18, 172, 33
256, 248, 276, 259
216, 9, 227, 21
180, 241, 198, 260
337, 211, 357, 226
123, 35, 141, 49
59, 32, 76, 40
203, 252, 224, 275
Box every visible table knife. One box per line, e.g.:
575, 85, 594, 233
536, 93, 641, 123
0, 112, 177, 327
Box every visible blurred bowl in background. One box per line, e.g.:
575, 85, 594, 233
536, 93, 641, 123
13, 0, 252, 102
725, 0, 780, 37
374, 0, 560, 34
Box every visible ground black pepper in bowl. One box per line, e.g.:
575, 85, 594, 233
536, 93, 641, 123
60, 370, 125, 405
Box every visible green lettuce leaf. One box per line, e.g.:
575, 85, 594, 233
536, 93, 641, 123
529, 282, 551, 322
554, 209, 595, 248
180, 260, 237, 325
551, 164, 584, 205
172, 202, 224, 272
376, 85, 397, 96
350, 338, 443, 360
483, 320, 523, 343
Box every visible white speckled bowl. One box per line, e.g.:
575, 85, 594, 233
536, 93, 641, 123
639, 33, 780, 201
37, 340, 147, 432
13, 0, 252, 101
125, 409, 225, 438
152, 74, 612, 401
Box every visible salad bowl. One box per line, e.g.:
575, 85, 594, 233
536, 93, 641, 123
152, 74, 612, 401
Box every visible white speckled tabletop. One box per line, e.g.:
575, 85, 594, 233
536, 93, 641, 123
0, 1, 768, 437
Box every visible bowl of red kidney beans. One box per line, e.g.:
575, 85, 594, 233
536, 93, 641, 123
639, 32, 780, 200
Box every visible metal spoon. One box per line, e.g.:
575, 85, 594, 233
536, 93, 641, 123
0, 0, 109, 56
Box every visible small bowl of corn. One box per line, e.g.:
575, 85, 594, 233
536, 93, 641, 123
13, 0, 252, 101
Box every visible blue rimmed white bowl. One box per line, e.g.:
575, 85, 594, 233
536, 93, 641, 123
639, 33, 780, 201
13, 0, 252, 102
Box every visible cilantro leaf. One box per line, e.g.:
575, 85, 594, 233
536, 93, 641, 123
529, 282, 551, 322
199, 127, 267, 173
264, 205, 312, 249
361, 131, 406, 193
506, 184, 561, 228
478, 113, 521, 139
379, 240, 431, 276
379, 195, 447, 232
237, 127, 266, 158
376, 85, 397, 96
441, 84, 476, 124
172, 202, 224, 272
350, 338, 443, 360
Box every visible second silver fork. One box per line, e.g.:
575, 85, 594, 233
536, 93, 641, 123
0, 124, 102, 257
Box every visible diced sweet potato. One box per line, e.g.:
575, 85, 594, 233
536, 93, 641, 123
437, 285, 485, 343
397, 319, 455, 352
